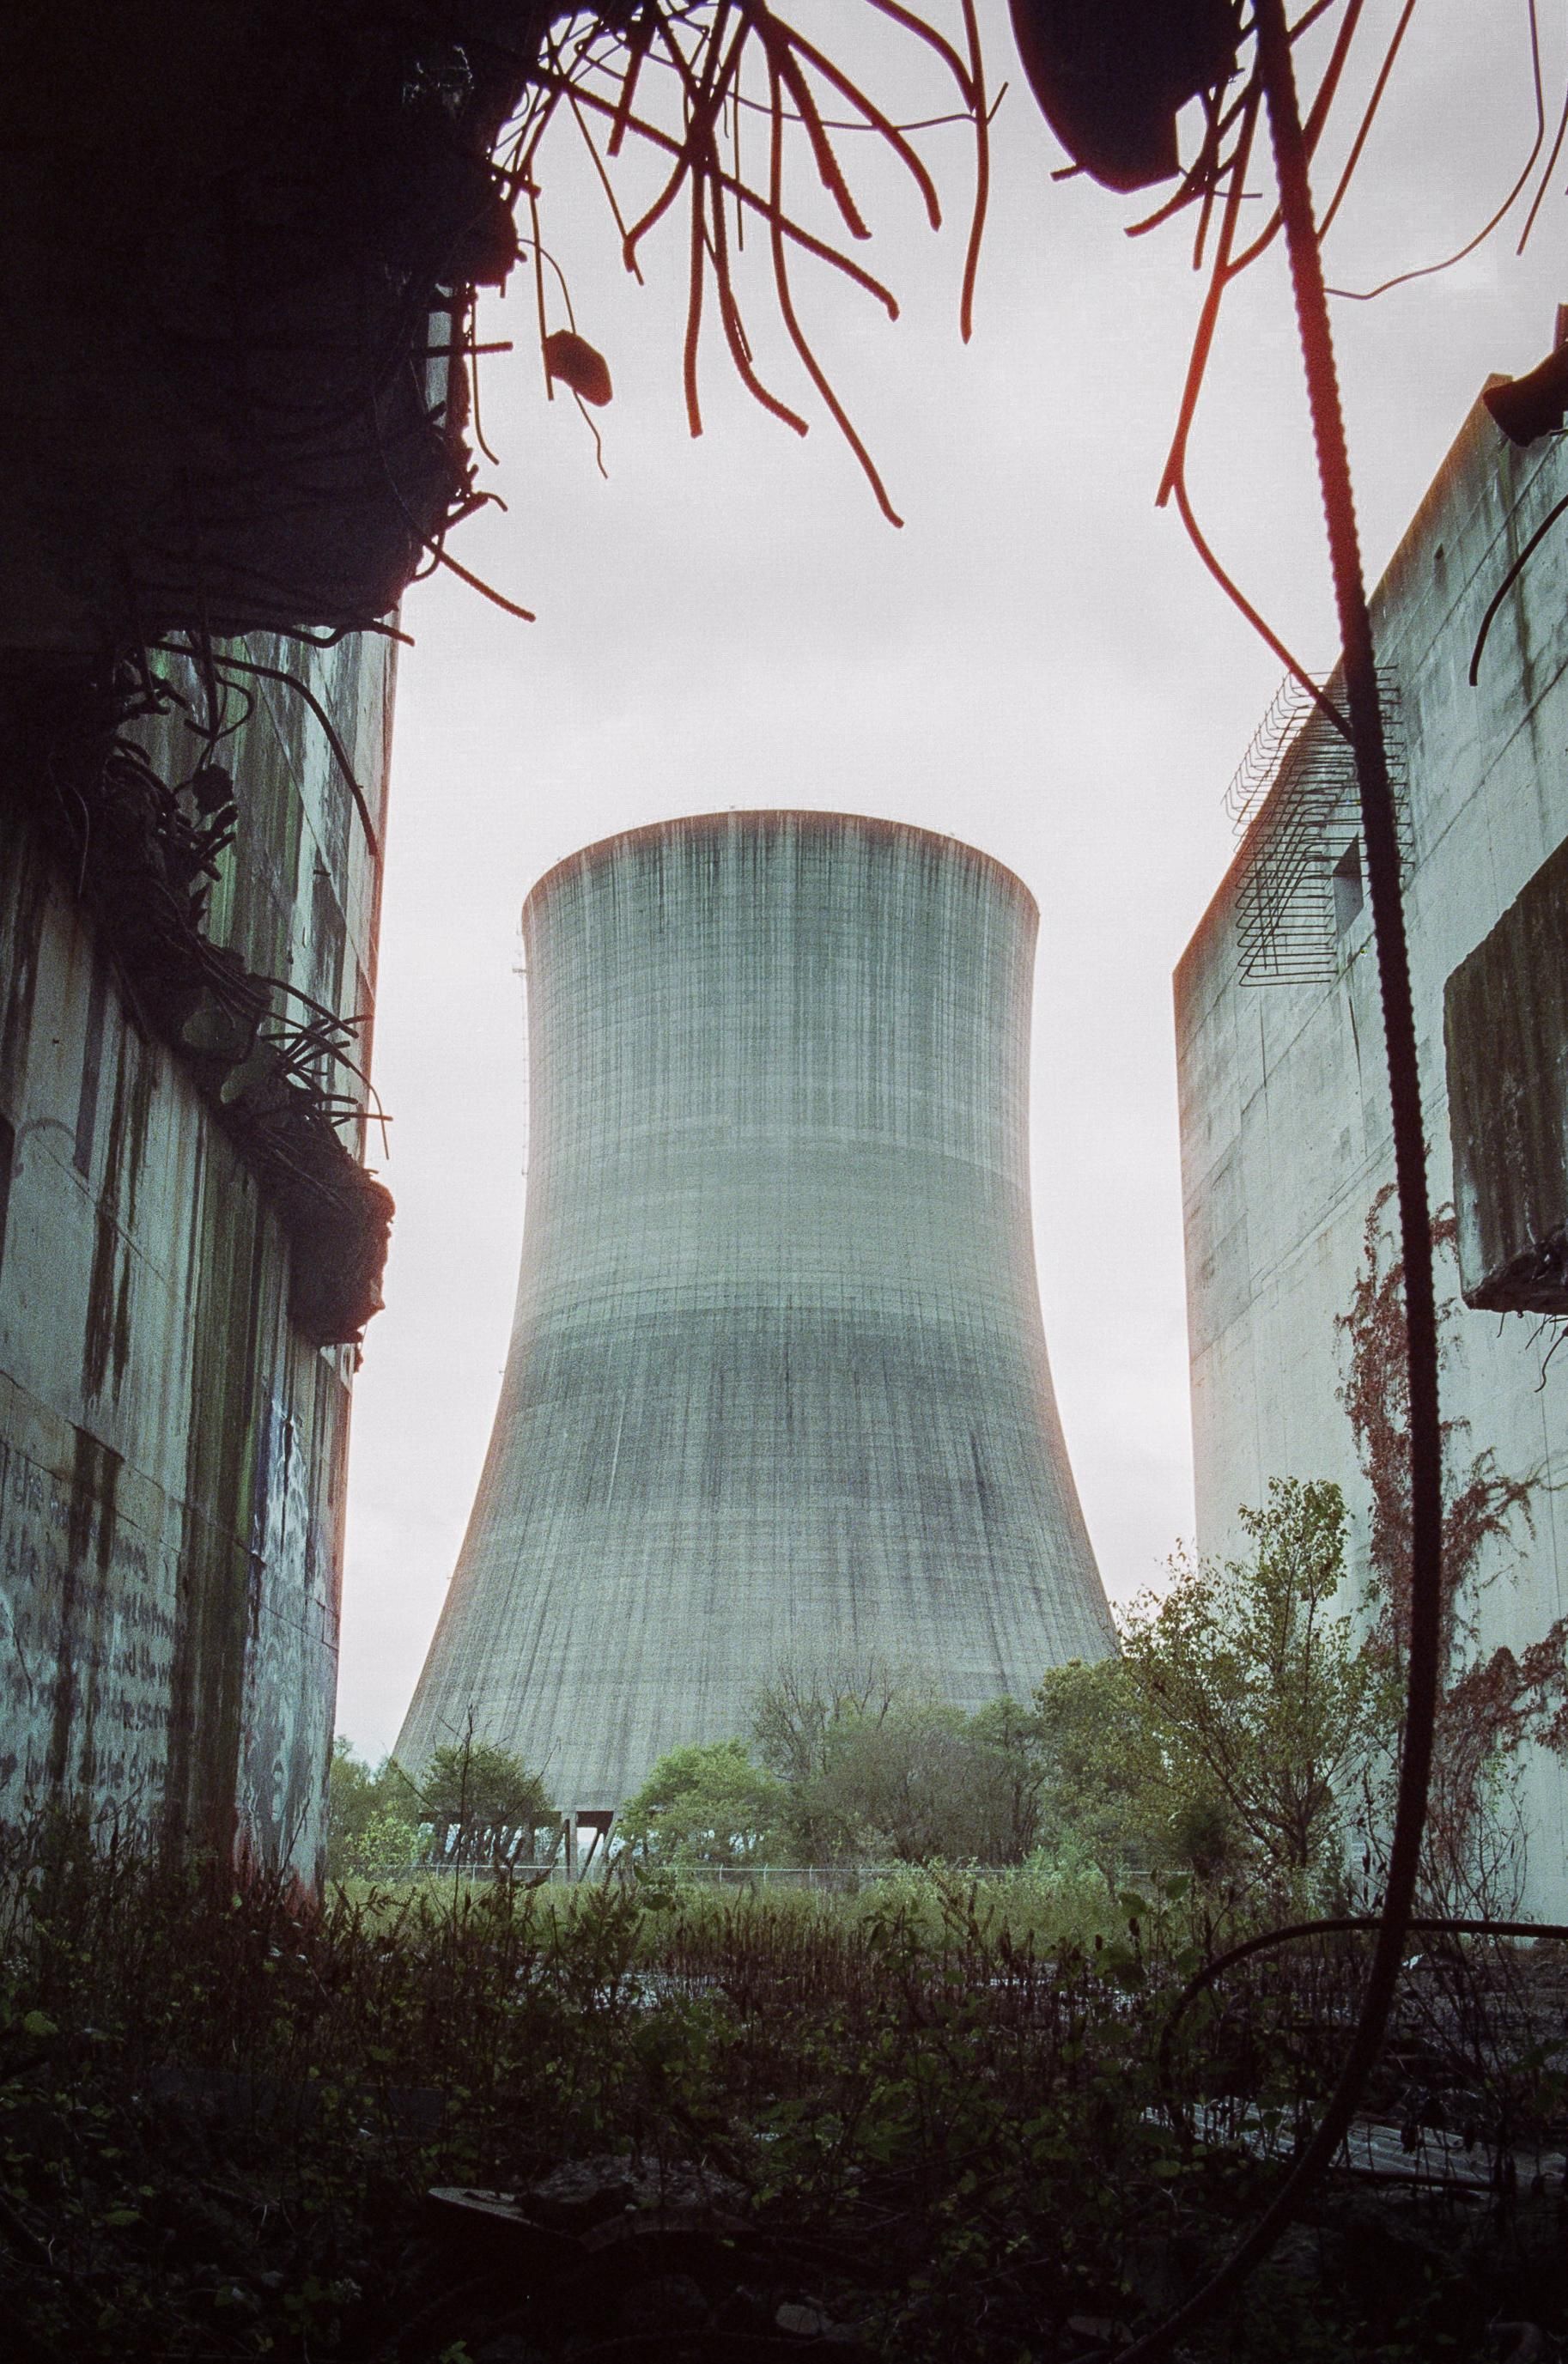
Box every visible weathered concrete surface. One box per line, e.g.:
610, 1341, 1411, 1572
1176, 394, 1568, 1918
398, 811, 1114, 1813
0, 635, 393, 1873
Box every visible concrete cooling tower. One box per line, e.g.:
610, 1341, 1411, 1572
397, 811, 1115, 1813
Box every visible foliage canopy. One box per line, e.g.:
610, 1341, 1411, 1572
1121, 1478, 1395, 1899
618, 1739, 784, 1866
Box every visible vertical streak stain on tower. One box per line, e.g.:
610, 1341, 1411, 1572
398, 811, 1114, 1808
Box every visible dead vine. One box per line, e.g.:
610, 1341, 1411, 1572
477, 2, 989, 529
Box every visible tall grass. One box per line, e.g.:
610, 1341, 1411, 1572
1, 1808, 1560, 2361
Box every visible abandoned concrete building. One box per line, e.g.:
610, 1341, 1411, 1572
0, 646, 395, 1870
1177, 351, 1568, 1918
0, 4, 544, 1874
398, 812, 1115, 1817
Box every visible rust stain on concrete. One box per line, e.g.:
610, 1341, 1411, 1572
82, 1029, 154, 1404
46, 1425, 122, 1790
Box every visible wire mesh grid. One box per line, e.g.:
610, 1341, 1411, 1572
1226, 669, 1407, 986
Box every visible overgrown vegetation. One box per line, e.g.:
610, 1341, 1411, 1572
1120, 1479, 1398, 1913
215, 1202, 1568, 2356
327, 1735, 556, 1880
1338, 1189, 1568, 1911
1, 1809, 1561, 2362
618, 1476, 1395, 1914
616, 1199, 1568, 1928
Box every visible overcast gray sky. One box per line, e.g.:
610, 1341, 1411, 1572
337, 0, 1562, 1758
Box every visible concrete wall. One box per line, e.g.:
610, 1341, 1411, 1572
0, 634, 393, 1873
399, 811, 1114, 1812
1176, 396, 1568, 1917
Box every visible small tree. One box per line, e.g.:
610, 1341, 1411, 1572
792, 1702, 981, 1863
420, 1737, 556, 1868
1031, 1656, 1182, 1893
751, 1676, 1048, 1867
1121, 1479, 1395, 1902
751, 1655, 921, 1789
618, 1741, 784, 1867
325, 1738, 425, 1880
752, 1656, 953, 1862
1338, 1188, 1568, 1905
968, 1695, 1051, 1864
326, 1735, 378, 1863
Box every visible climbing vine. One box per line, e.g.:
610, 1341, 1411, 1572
1338, 1186, 1568, 1905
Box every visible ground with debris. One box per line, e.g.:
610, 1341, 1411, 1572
2, 1832, 1563, 2361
